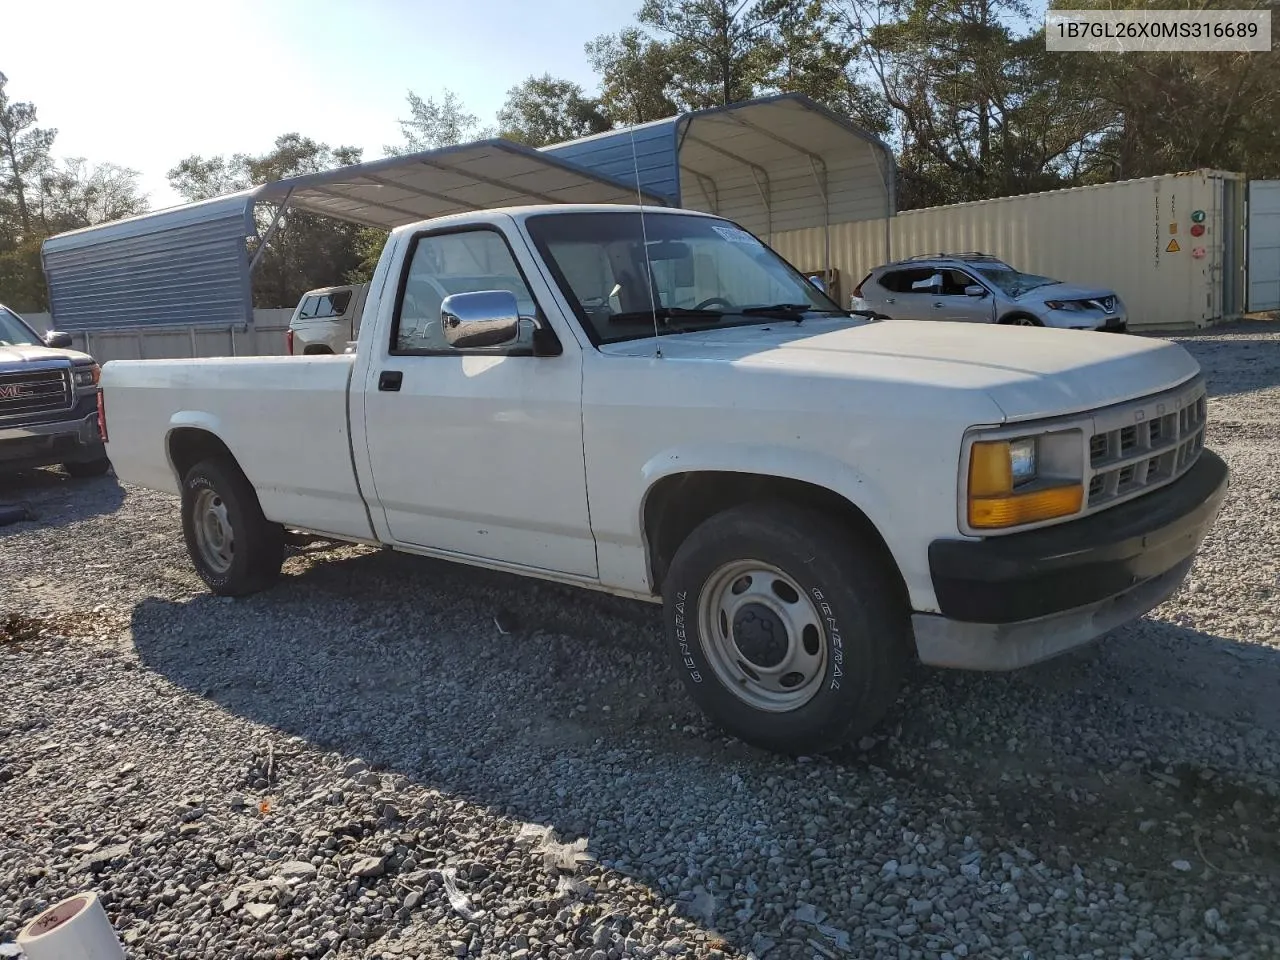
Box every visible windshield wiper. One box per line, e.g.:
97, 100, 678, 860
738, 303, 845, 319
607, 307, 725, 324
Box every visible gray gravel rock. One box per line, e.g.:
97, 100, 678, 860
1, 322, 1279, 959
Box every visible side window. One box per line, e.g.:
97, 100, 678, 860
940, 270, 979, 296
881, 268, 938, 293
329, 290, 352, 315
392, 229, 539, 354
296, 296, 320, 320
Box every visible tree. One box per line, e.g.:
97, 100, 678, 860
386, 89, 491, 155
585, 28, 682, 124
0, 72, 146, 310
838, 0, 1109, 207
497, 75, 612, 147
0, 70, 56, 236
167, 135, 367, 307
1051, 0, 1280, 182
35, 159, 148, 233
636, 0, 788, 108
766, 0, 889, 133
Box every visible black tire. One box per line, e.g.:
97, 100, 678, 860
180, 457, 284, 596
64, 457, 111, 478
999, 313, 1042, 327
662, 502, 910, 755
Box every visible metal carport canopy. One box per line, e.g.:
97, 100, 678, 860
673, 94, 896, 263
254, 138, 671, 228
40, 140, 671, 331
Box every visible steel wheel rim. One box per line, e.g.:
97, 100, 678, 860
696, 560, 827, 713
193, 488, 234, 574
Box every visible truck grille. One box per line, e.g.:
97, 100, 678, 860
1086, 377, 1207, 510
0, 366, 72, 419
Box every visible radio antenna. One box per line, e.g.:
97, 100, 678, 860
627, 123, 661, 359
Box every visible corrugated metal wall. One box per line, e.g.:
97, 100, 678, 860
542, 120, 681, 204
41, 194, 257, 332
770, 171, 1246, 331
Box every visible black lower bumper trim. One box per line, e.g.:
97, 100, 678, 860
929, 448, 1229, 624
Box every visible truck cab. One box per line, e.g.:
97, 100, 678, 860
0, 304, 109, 478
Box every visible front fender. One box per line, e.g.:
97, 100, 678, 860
638, 441, 896, 543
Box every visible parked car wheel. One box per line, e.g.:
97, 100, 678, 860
63, 457, 111, 478
999, 313, 1042, 327
662, 502, 910, 754
181, 457, 284, 596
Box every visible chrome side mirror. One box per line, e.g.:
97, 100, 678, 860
440, 291, 520, 350
964, 284, 987, 298
44, 330, 74, 349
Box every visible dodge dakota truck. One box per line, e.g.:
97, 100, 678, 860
1, 303, 109, 477
100, 204, 1228, 755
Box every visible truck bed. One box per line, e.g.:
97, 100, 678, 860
102, 355, 375, 541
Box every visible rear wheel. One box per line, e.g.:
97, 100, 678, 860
181, 457, 284, 596
662, 502, 910, 755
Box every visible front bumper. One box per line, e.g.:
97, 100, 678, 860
0, 411, 104, 471
913, 448, 1229, 670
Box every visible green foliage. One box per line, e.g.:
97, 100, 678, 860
498, 75, 612, 147
167, 134, 367, 308
386, 89, 492, 156
0, 71, 148, 310
586, 28, 682, 124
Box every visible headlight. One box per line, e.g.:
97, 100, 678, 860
966, 430, 1084, 530
72, 364, 101, 387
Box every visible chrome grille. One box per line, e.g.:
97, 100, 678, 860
0, 365, 72, 419
1086, 378, 1207, 511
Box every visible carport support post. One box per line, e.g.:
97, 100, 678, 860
249, 191, 293, 274
809, 157, 830, 282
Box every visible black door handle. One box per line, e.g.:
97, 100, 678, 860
378, 370, 403, 392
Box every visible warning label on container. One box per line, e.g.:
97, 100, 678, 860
1166, 238, 1181, 253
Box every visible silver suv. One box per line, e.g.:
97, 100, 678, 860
851, 253, 1128, 332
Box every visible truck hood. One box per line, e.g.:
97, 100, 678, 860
599, 319, 1199, 423
0, 344, 93, 365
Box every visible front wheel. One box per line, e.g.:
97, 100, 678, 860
64, 457, 111, 478
181, 458, 284, 596
662, 502, 910, 755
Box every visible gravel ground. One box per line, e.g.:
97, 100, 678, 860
1, 320, 1279, 960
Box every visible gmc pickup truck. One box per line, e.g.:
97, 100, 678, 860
100, 204, 1228, 755
1, 303, 109, 477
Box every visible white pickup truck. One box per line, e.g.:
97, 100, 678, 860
101, 204, 1228, 755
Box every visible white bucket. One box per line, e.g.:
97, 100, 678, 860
16, 891, 125, 960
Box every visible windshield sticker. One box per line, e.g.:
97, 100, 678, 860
711, 224, 757, 245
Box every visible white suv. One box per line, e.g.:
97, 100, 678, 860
285, 283, 368, 356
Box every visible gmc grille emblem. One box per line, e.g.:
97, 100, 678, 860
0, 384, 26, 399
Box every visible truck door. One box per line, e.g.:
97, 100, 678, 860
358, 224, 597, 578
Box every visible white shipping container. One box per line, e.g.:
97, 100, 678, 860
770, 169, 1247, 332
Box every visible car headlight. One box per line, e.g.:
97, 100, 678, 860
72, 364, 100, 387
966, 430, 1084, 529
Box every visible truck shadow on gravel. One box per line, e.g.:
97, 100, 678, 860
0, 468, 125, 532
128, 544, 1280, 921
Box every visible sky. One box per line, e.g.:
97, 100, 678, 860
0, 0, 641, 209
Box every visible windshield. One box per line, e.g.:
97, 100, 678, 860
0, 306, 42, 347
973, 265, 1059, 298
524, 211, 845, 344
